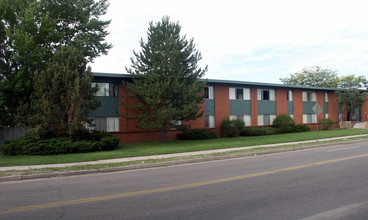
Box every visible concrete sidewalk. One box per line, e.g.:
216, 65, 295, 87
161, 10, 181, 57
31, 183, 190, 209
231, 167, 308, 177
1, 134, 368, 172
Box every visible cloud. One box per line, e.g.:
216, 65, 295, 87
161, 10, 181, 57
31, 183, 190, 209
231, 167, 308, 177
91, 0, 368, 83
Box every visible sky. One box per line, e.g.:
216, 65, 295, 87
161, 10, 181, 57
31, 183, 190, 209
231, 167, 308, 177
90, 0, 368, 84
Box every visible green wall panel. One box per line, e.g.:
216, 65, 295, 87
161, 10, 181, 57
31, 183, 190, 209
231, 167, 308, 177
229, 100, 251, 115
324, 102, 329, 113
89, 97, 119, 117
303, 101, 316, 114
257, 101, 276, 115
205, 99, 215, 115
287, 101, 293, 114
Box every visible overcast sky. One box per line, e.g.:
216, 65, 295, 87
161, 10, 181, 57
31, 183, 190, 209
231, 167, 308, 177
90, 0, 368, 83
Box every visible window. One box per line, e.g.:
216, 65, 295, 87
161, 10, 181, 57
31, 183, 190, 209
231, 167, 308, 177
324, 92, 328, 102
302, 91, 316, 102
303, 114, 317, 123
236, 88, 243, 99
91, 117, 119, 131
229, 115, 251, 126
204, 86, 214, 99
257, 114, 276, 126
92, 82, 118, 97
287, 90, 293, 101
170, 119, 182, 129
257, 89, 275, 101
107, 117, 119, 132
229, 88, 250, 100
205, 115, 215, 128
288, 114, 294, 119
325, 113, 329, 119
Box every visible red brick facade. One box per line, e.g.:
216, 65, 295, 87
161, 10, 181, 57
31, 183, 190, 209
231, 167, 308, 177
276, 88, 287, 115
214, 84, 230, 135
93, 75, 363, 143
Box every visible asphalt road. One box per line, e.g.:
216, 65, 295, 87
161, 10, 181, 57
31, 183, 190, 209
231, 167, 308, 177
1, 141, 368, 219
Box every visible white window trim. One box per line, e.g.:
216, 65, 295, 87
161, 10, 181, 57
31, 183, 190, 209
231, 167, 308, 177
257, 114, 276, 126
257, 89, 275, 101
302, 91, 317, 102
205, 115, 215, 128
287, 90, 293, 101
324, 92, 328, 102
229, 87, 250, 100
205, 86, 214, 99
229, 115, 252, 126
303, 114, 317, 124
107, 117, 119, 132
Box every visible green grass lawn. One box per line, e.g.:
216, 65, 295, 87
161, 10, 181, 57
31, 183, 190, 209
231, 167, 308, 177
0, 129, 367, 167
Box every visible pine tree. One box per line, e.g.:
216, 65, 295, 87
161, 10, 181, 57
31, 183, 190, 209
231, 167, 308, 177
125, 16, 208, 142
22, 46, 99, 135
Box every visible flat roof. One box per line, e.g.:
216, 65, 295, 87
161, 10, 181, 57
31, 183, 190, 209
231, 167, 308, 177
92, 72, 338, 91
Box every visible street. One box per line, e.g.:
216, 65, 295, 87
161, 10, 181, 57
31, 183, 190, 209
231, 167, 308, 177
1, 141, 368, 219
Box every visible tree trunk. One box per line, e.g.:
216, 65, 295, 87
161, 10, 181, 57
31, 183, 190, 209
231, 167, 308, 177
160, 128, 166, 142
160, 120, 167, 142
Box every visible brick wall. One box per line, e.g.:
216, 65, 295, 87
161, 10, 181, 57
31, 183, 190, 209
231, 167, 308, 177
276, 88, 287, 115
316, 90, 325, 122
214, 84, 230, 136
293, 89, 303, 124
251, 86, 258, 126
328, 91, 338, 122
362, 97, 368, 122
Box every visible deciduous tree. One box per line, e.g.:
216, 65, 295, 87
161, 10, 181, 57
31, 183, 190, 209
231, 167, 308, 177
281, 66, 367, 121
0, 0, 111, 128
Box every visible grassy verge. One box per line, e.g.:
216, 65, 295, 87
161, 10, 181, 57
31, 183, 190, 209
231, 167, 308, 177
0, 129, 367, 167
1, 134, 368, 178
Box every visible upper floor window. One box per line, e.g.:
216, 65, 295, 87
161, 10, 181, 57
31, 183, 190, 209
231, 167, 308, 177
204, 86, 214, 99
229, 88, 250, 100
302, 91, 316, 102
324, 92, 328, 102
92, 82, 118, 97
257, 88, 275, 101
287, 90, 293, 101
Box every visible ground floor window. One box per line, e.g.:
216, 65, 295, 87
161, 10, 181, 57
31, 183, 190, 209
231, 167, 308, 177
257, 114, 276, 126
90, 117, 119, 132
325, 113, 329, 119
229, 115, 251, 126
303, 114, 317, 124
205, 115, 215, 128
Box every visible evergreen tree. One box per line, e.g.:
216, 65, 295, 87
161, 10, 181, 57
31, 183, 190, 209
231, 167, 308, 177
20, 46, 99, 135
125, 16, 208, 142
0, 0, 111, 128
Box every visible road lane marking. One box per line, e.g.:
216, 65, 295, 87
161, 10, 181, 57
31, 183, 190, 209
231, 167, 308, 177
327, 146, 361, 152
2, 153, 368, 215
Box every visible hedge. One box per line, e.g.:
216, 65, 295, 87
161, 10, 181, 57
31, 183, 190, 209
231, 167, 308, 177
178, 129, 218, 140
1, 131, 120, 156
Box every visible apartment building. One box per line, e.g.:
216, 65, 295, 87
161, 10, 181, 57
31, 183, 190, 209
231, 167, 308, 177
90, 73, 368, 143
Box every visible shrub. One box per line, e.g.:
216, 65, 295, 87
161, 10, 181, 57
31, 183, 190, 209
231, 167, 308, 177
1, 131, 120, 156
272, 114, 295, 133
220, 119, 245, 137
320, 118, 334, 130
291, 124, 311, 133
240, 127, 277, 136
177, 129, 218, 140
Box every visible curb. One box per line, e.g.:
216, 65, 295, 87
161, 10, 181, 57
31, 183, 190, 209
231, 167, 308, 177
1, 138, 367, 183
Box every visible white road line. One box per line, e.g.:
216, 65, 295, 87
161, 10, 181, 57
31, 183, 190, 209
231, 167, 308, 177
327, 146, 361, 152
